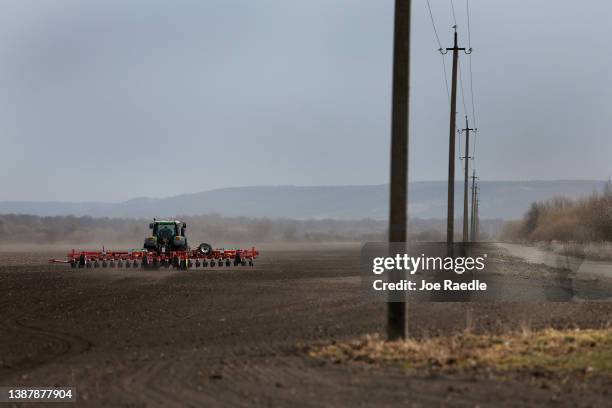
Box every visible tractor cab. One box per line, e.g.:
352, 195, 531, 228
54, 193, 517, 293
144, 219, 188, 254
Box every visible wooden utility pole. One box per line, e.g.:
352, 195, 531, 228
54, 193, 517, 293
469, 170, 478, 241
473, 185, 480, 241
387, 0, 411, 341
459, 116, 474, 242
444, 26, 465, 248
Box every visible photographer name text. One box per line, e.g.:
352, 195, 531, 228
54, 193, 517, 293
373, 279, 487, 291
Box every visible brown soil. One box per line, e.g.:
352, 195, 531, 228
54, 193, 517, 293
1, 244, 612, 407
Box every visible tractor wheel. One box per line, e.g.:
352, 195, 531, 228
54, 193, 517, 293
198, 243, 213, 256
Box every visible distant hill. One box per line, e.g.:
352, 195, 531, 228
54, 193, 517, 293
0, 180, 605, 220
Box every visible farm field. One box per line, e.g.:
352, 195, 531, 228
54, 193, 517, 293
1, 244, 612, 407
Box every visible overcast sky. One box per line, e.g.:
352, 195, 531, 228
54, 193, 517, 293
0, 0, 610, 201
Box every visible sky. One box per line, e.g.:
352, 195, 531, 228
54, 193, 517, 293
0, 0, 610, 202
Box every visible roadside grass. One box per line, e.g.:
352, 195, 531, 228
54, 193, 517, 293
541, 241, 612, 261
309, 329, 612, 377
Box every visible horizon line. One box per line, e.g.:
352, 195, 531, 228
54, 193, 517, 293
0, 178, 606, 204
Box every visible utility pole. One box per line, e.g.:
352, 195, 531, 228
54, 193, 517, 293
473, 185, 480, 241
469, 170, 478, 241
387, 0, 411, 341
477, 193, 480, 240
442, 26, 468, 249
459, 116, 474, 242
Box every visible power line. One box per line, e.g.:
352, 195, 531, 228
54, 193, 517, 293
465, 0, 472, 48
425, 0, 451, 105
465, 0, 477, 154
468, 57, 477, 127
463, 0, 479, 241
425, 0, 443, 49
458, 58, 468, 120
450, 0, 458, 26
466, 0, 476, 127
441, 55, 451, 104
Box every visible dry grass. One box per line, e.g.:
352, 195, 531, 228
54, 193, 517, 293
542, 241, 612, 261
309, 329, 612, 377
502, 190, 612, 243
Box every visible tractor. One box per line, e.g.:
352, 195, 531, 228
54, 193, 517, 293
144, 219, 213, 257
49, 218, 257, 269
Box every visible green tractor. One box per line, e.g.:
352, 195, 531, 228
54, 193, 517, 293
143, 219, 213, 255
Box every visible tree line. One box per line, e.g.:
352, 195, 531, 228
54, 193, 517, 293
0, 213, 505, 245
502, 182, 612, 242
0, 214, 388, 245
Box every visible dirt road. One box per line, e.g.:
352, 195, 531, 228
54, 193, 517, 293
497, 242, 612, 281
1, 244, 612, 407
